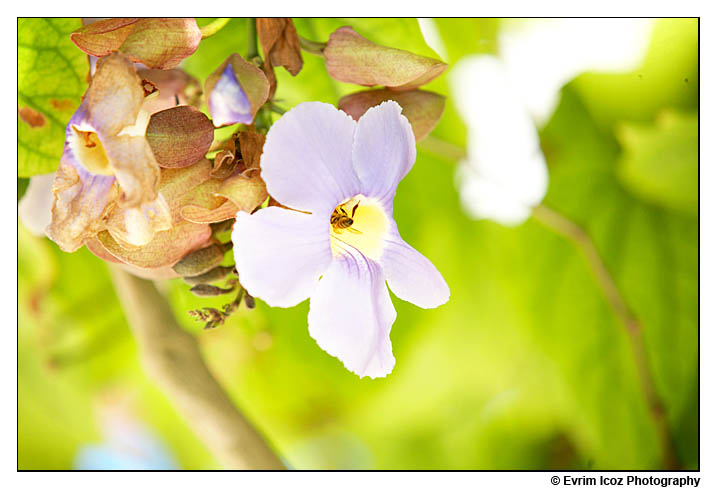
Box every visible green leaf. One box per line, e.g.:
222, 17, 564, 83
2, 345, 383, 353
18, 18, 88, 177
541, 88, 698, 468
616, 111, 697, 215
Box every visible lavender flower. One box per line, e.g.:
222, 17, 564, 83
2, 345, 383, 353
232, 101, 449, 378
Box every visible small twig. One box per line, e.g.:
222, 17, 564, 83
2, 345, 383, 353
532, 204, 680, 470
417, 134, 467, 163
298, 35, 326, 56
246, 18, 259, 60
110, 267, 285, 470
267, 102, 287, 115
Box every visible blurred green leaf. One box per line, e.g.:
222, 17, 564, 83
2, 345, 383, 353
616, 111, 697, 215
541, 87, 698, 468
18, 18, 87, 177
18, 177, 29, 201
432, 18, 499, 64
182, 18, 249, 84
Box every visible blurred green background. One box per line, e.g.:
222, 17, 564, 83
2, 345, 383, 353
18, 18, 698, 470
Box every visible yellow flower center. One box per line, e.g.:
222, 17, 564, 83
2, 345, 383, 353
329, 195, 389, 260
70, 126, 113, 175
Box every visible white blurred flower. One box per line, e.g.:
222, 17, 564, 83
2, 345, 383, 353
449, 19, 654, 226
18, 173, 55, 236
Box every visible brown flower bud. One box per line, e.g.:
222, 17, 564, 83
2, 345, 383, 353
146, 106, 215, 169
324, 26, 447, 91
172, 242, 232, 277
184, 265, 235, 286
338, 89, 445, 141
189, 284, 236, 297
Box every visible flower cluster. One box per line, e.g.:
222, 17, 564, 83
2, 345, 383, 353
20, 18, 451, 377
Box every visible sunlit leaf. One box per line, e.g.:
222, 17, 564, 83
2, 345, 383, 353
18, 18, 88, 177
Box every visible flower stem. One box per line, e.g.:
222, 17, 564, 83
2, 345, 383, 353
110, 267, 285, 470
267, 102, 287, 115
532, 204, 680, 470
200, 18, 231, 39
298, 35, 326, 56
246, 18, 259, 61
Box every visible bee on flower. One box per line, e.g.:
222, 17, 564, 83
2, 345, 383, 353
232, 101, 450, 378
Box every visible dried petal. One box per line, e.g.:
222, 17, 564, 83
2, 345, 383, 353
46, 159, 118, 252
324, 26, 447, 90
71, 18, 201, 70
96, 221, 212, 269
237, 131, 265, 170
205, 54, 270, 127
105, 193, 172, 247
85, 237, 180, 280
90, 160, 216, 269
181, 200, 239, 224
210, 149, 238, 179
338, 89, 445, 141
257, 18, 303, 76
138, 68, 202, 113
84, 54, 145, 136
103, 134, 161, 208
217, 170, 268, 213
146, 106, 214, 169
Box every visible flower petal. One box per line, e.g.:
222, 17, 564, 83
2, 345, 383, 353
84, 54, 145, 136
232, 206, 332, 308
46, 159, 118, 252
308, 248, 396, 378
208, 64, 253, 126
96, 220, 211, 269
380, 222, 449, 309
85, 236, 181, 280
205, 54, 270, 127
351, 100, 416, 205
216, 169, 268, 213
260, 102, 360, 214
138, 68, 202, 114
103, 134, 161, 208
105, 193, 172, 247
